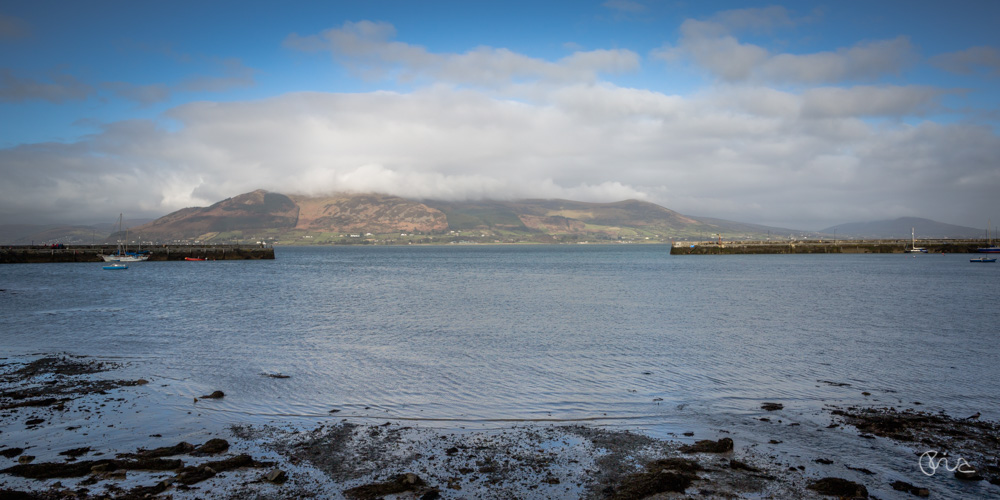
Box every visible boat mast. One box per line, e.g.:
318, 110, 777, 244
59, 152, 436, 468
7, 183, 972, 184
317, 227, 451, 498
118, 213, 125, 256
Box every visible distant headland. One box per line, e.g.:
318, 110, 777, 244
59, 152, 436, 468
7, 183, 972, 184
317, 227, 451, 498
0, 190, 987, 246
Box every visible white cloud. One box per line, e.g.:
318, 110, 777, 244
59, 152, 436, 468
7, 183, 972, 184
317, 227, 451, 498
800, 85, 946, 118
930, 46, 1000, 77
709, 5, 796, 33
666, 10, 918, 84
1, 83, 997, 230
0, 69, 94, 103
675, 21, 770, 81
0, 56, 254, 108
284, 21, 639, 86
711, 86, 800, 118
102, 81, 171, 106
759, 37, 917, 83
178, 58, 256, 92
1, 11, 996, 232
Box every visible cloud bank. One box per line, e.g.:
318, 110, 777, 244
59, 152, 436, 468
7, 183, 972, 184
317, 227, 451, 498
3, 82, 996, 230
284, 20, 640, 87
655, 7, 918, 84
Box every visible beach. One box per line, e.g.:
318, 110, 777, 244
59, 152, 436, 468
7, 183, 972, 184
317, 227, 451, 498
2, 354, 998, 499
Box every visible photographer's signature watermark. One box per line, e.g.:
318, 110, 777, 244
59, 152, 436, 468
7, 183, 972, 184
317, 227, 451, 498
919, 450, 975, 477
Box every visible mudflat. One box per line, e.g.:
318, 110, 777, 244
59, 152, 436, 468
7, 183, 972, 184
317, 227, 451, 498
1, 355, 997, 499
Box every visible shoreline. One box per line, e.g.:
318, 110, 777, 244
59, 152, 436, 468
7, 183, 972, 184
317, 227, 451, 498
0, 245, 273, 264
5, 241, 996, 265
2, 355, 998, 499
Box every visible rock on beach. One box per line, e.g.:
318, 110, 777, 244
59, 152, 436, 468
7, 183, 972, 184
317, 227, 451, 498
807, 477, 868, 498
679, 437, 734, 453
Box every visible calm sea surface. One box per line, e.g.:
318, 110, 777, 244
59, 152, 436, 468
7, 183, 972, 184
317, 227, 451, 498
2, 245, 999, 496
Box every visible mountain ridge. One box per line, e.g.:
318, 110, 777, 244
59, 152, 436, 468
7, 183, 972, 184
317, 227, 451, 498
123, 190, 808, 244
820, 217, 986, 239
1, 190, 984, 244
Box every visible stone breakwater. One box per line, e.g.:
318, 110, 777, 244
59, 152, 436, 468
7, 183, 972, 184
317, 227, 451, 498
670, 239, 988, 255
0, 245, 274, 263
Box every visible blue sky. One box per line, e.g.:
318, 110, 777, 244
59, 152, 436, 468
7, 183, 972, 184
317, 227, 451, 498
2, 1, 999, 230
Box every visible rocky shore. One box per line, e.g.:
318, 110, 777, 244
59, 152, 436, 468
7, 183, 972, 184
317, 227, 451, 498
2, 355, 998, 499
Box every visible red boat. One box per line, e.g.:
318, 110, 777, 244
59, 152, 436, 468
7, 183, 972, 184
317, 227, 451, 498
184, 257, 207, 261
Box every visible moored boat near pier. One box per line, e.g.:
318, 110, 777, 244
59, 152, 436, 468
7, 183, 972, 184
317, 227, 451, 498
976, 220, 1000, 253
1, 244, 273, 264
904, 227, 927, 253
99, 213, 151, 262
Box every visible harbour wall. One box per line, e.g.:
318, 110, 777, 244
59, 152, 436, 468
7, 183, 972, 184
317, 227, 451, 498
670, 240, 989, 255
0, 245, 274, 264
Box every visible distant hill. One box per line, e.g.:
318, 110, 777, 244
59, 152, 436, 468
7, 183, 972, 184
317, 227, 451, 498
12, 196, 983, 245
0, 219, 151, 245
423, 198, 710, 236
694, 217, 809, 238
1, 190, 829, 245
130, 190, 299, 242
820, 217, 983, 239
119, 190, 814, 244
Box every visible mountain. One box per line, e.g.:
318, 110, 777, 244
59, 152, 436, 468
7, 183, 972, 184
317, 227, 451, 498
14, 193, 982, 245
422, 198, 763, 240
694, 217, 810, 238
128, 190, 299, 242
820, 217, 984, 239
0, 219, 152, 245
292, 193, 447, 233
432, 198, 700, 231
119, 190, 812, 244
1, 189, 832, 245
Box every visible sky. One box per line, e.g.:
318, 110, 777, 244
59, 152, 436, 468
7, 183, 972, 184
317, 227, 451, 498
1, 1, 999, 230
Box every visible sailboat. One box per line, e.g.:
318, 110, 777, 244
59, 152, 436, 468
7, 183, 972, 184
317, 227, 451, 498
976, 219, 1000, 253
100, 214, 150, 262
905, 227, 927, 253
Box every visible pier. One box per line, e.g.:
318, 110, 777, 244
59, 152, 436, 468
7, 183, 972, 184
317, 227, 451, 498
0, 244, 274, 264
669, 239, 989, 255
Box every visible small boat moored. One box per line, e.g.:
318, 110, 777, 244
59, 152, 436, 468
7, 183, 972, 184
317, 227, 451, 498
100, 213, 150, 262
970, 257, 997, 263
977, 220, 1000, 253
905, 227, 927, 253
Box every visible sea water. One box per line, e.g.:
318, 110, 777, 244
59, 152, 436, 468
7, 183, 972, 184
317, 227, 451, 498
2, 245, 998, 497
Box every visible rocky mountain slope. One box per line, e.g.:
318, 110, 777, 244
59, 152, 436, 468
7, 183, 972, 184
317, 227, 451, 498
116, 190, 813, 244
3, 190, 829, 244
129, 190, 299, 241
292, 193, 448, 234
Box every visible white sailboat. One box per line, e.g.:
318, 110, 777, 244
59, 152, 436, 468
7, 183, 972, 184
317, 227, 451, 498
905, 227, 927, 253
976, 219, 1000, 253
100, 214, 150, 262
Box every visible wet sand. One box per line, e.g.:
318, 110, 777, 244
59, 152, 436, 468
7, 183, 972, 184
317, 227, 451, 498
2, 355, 998, 499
